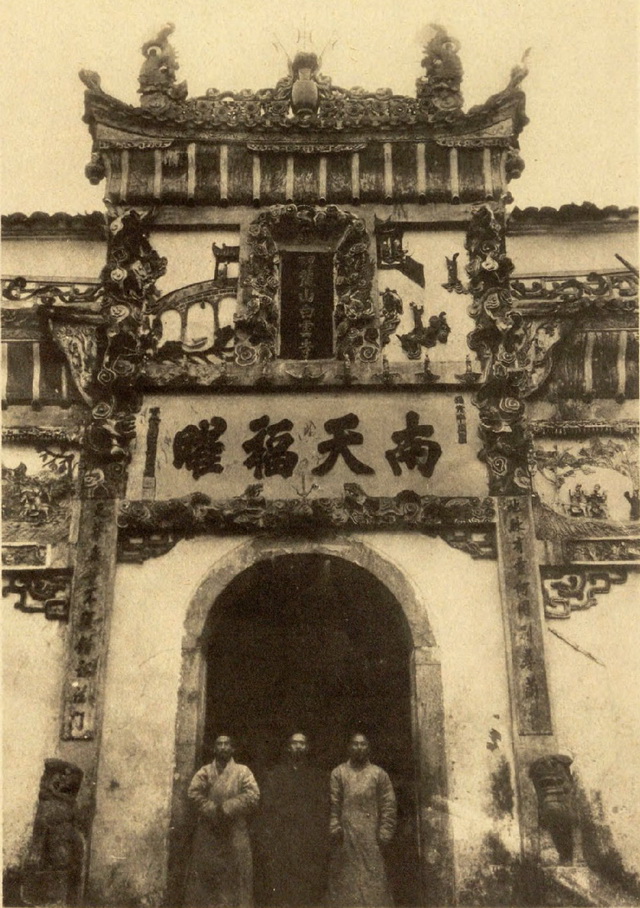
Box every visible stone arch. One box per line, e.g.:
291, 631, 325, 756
166, 536, 454, 906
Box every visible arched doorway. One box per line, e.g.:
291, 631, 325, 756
167, 538, 453, 907
201, 553, 418, 905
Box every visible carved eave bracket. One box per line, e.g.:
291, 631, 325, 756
116, 487, 496, 563
540, 566, 629, 619
2, 569, 73, 620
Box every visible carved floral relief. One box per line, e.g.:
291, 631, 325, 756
237, 205, 379, 365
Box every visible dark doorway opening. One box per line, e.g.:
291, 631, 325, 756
201, 553, 420, 906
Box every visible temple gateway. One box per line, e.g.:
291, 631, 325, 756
2, 22, 639, 908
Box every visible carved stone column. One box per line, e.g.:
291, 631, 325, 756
55, 498, 118, 885
496, 495, 557, 857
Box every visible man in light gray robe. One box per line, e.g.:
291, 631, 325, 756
327, 733, 397, 907
185, 735, 260, 907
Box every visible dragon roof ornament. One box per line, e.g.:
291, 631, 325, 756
80, 24, 529, 142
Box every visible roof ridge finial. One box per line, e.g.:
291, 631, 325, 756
138, 22, 188, 109
416, 23, 464, 123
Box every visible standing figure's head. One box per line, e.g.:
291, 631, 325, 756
287, 732, 309, 764
348, 733, 370, 766
213, 735, 235, 766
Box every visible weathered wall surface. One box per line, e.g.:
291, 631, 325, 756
361, 535, 520, 891
88, 532, 517, 904
87, 537, 243, 904
545, 573, 640, 879
508, 229, 638, 274
2, 238, 106, 280
2, 605, 67, 871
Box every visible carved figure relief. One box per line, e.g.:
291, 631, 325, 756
441, 253, 467, 294
375, 219, 425, 288
2, 457, 75, 543
138, 23, 188, 108
398, 304, 450, 360
379, 289, 403, 347
565, 484, 608, 519
416, 24, 464, 122
533, 436, 639, 524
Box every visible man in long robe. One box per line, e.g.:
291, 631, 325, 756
258, 733, 330, 907
185, 735, 260, 907
327, 733, 397, 908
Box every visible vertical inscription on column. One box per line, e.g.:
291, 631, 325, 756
497, 496, 553, 736
62, 499, 118, 740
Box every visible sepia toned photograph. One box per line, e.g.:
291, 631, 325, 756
1, 1, 638, 906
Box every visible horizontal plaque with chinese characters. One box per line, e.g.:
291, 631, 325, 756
127, 392, 487, 501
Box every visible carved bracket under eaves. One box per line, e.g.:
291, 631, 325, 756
2, 570, 73, 620
540, 566, 629, 619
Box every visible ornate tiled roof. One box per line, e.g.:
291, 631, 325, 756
81, 24, 528, 146
1, 211, 107, 239
507, 203, 638, 233
79, 25, 530, 206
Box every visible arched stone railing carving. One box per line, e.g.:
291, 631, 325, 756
148, 279, 237, 360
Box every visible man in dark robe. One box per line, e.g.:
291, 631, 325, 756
185, 735, 260, 907
327, 733, 397, 907
258, 733, 330, 907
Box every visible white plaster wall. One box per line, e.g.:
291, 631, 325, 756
2, 605, 67, 870
91, 532, 517, 903
2, 239, 106, 281
507, 230, 638, 275
359, 534, 521, 882
89, 537, 244, 904
150, 230, 239, 297
545, 574, 640, 876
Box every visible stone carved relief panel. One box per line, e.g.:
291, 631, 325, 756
533, 435, 639, 525
2, 450, 77, 546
